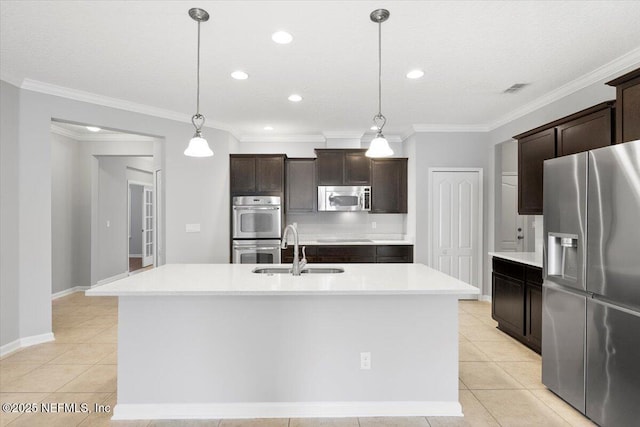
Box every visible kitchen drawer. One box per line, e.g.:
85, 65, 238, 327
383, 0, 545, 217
526, 266, 543, 285
316, 245, 375, 263
376, 245, 413, 263
492, 258, 525, 281
376, 245, 411, 257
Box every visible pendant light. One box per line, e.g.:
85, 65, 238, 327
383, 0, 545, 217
366, 9, 393, 158
184, 8, 214, 157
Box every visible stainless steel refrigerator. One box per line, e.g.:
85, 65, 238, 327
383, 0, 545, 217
542, 139, 640, 426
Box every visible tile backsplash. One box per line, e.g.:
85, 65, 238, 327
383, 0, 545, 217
534, 215, 544, 255
286, 212, 405, 238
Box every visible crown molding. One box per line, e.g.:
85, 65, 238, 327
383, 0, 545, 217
20, 78, 237, 135
361, 134, 404, 143
239, 135, 327, 144
399, 127, 416, 142
322, 131, 365, 139
488, 46, 640, 131
0, 72, 23, 88
411, 124, 490, 133
50, 124, 80, 140
50, 123, 157, 142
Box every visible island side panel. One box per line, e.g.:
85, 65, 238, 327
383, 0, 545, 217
116, 295, 459, 417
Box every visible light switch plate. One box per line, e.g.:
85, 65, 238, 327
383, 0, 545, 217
186, 224, 201, 233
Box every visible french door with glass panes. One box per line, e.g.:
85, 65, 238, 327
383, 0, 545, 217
142, 186, 154, 267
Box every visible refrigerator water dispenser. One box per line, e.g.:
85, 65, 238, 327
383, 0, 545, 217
547, 232, 579, 281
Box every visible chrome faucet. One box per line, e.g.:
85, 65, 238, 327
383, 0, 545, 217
281, 223, 307, 275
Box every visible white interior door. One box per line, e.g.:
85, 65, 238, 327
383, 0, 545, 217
430, 170, 482, 296
142, 186, 153, 267
500, 174, 525, 252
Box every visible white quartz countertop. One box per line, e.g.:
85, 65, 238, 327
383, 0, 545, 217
297, 239, 413, 245
489, 252, 543, 268
85, 263, 478, 297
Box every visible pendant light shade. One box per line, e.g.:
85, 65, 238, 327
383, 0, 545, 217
366, 9, 393, 158
184, 133, 214, 157
185, 8, 213, 158
366, 133, 393, 158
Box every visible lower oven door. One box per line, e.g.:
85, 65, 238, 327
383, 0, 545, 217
232, 240, 282, 264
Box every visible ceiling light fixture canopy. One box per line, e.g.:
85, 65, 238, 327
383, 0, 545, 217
184, 7, 214, 158
366, 9, 393, 158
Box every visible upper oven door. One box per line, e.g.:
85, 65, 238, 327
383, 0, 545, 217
232, 200, 281, 239
318, 186, 371, 211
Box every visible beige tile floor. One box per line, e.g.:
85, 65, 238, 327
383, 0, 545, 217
0, 294, 596, 427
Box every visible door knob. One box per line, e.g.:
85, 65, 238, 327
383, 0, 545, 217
517, 235, 524, 240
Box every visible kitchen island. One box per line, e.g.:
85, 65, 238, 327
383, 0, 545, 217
86, 263, 478, 421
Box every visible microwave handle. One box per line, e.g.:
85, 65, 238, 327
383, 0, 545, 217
362, 189, 371, 211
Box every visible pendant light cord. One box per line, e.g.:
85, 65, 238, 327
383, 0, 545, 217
373, 18, 386, 133
196, 20, 201, 117
378, 20, 382, 118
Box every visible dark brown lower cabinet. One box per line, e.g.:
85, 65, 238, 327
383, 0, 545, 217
282, 245, 413, 264
491, 257, 542, 353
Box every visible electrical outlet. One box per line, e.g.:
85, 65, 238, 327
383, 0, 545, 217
360, 352, 371, 370
106, 220, 110, 228
371, 221, 377, 229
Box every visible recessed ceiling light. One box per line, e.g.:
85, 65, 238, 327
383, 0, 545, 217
288, 94, 303, 102
264, 126, 274, 131
231, 70, 249, 80
272, 31, 293, 44
406, 69, 425, 79
86, 126, 101, 132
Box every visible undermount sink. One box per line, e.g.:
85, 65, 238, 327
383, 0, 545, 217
252, 267, 345, 275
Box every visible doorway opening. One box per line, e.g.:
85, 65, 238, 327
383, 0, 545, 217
50, 119, 163, 300
128, 181, 154, 274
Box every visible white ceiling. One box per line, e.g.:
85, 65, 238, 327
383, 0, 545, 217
2, 1, 640, 139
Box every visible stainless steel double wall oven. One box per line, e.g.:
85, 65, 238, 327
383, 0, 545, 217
232, 196, 282, 264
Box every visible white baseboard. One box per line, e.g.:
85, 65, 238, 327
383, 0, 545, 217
1, 332, 55, 358
479, 295, 492, 302
52, 286, 90, 300
94, 271, 128, 287
129, 254, 142, 258
112, 401, 463, 420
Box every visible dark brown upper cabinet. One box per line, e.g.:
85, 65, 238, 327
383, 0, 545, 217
607, 67, 640, 144
517, 129, 556, 215
556, 104, 614, 156
285, 158, 316, 213
230, 154, 285, 195
371, 158, 408, 213
315, 149, 371, 186
515, 101, 615, 215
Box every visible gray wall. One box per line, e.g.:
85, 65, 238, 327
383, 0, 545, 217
129, 184, 144, 256
2, 84, 232, 349
50, 133, 155, 294
51, 132, 84, 294
97, 157, 153, 280
1, 81, 20, 347
411, 132, 492, 296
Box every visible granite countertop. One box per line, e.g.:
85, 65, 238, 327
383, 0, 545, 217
489, 252, 543, 268
85, 263, 478, 297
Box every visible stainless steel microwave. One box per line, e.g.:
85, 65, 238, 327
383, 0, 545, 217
317, 186, 371, 212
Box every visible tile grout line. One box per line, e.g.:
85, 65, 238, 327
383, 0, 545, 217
466, 388, 505, 427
